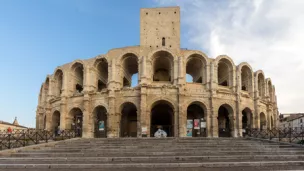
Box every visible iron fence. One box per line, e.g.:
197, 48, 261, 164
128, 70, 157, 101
0, 129, 76, 151
247, 127, 304, 145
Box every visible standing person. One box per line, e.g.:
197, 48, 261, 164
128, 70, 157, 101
7, 127, 12, 134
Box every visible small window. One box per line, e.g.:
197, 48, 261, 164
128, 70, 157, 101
162, 37, 165, 46
300, 119, 303, 123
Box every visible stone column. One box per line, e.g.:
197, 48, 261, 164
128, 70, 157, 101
173, 59, 178, 85
82, 95, 93, 138
174, 109, 179, 137
235, 67, 242, 137
206, 109, 212, 137
140, 86, 147, 137
45, 104, 52, 131
108, 91, 117, 138
60, 97, 67, 130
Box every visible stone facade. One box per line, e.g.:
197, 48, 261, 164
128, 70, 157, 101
36, 7, 279, 138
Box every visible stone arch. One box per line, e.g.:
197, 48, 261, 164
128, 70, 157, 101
150, 100, 175, 137
39, 84, 43, 105
120, 53, 139, 87
92, 105, 108, 138
120, 102, 138, 137
255, 70, 266, 98
217, 103, 234, 137
185, 53, 208, 83
260, 112, 267, 130
150, 50, 175, 83
54, 69, 63, 97
186, 101, 208, 137
242, 107, 253, 130
67, 107, 83, 137
94, 58, 108, 91
51, 110, 60, 133
215, 55, 235, 88
70, 61, 85, 93
44, 77, 50, 101
238, 62, 254, 95
270, 115, 274, 129
266, 78, 273, 101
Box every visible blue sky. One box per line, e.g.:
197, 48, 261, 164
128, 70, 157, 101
0, 0, 175, 127
1, 0, 304, 127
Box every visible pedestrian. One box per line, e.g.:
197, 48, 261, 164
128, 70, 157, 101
7, 127, 12, 134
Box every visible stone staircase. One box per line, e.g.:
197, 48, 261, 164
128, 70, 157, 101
0, 138, 304, 171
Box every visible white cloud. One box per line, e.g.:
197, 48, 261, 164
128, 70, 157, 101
154, 0, 304, 113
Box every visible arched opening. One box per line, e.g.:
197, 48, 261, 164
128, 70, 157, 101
242, 108, 253, 136
218, 104, 233, 137
95, 58, 108, 91
268, 81, 273, 101
240, 66, 252, 92
52, 111, 60, 135
54, 70, 63, 97
67, 108, 83, 137
71, 62, 84, 93
186, 55, 205, 83
152, 51, 174, 82
217, 58, 233, 87
162, 37, 166, 46
257, 73, 265, 97
93, 106, 107, 138
150, 100, 174, 137
186, 103, 206, 137
120, 102, 137, 137
260, 112, 266, 130
122, 54, 138, 87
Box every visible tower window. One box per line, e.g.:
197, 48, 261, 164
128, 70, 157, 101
162, 37, 165, 46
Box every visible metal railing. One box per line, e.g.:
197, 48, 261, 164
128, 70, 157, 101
247, 127, 304, 145
0, 129, 76, 151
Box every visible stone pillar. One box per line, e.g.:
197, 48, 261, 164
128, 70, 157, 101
173, 59, 178, 85
140, 86, 147, 137
211, 114, 218, 138
82, 95, 93, 138
108, 91, 117, 138
209, 61, 218, 137
206, 109, 212, 137
60, 97, 67, 130
174, 109, 179, 137
45, 104, 52, 131
235, 67, 242, 137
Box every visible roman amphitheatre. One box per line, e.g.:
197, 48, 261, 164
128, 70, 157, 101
36, 6, 279, 138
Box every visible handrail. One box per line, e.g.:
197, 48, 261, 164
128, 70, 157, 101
247, 127, 304, 145
0, 129, 77, 151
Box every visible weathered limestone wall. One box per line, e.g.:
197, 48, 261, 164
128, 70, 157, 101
36, 7, 279, 138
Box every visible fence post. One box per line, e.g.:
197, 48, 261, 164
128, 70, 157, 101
35, 131, 38, 144
23, 132, 26, 147
8, 134, 11, 149
289, 127, 292, 143
45, 130, 48, 143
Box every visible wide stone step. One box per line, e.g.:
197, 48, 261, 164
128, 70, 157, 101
8, 150, 304, 157
1, 155, 304, 164
1, 161, 304, 169
17, 148, 302, 153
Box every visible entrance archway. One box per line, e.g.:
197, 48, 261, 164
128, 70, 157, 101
186, 103, 206, 137
52, 111, 60, 135
93, 106, 107, 138
68, 108, 83, 137
120, 102, 137, 137
260, 112, 266, 130
218, 104, 233, 137
242, 108, 253, 136
150, 100, 174, 137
